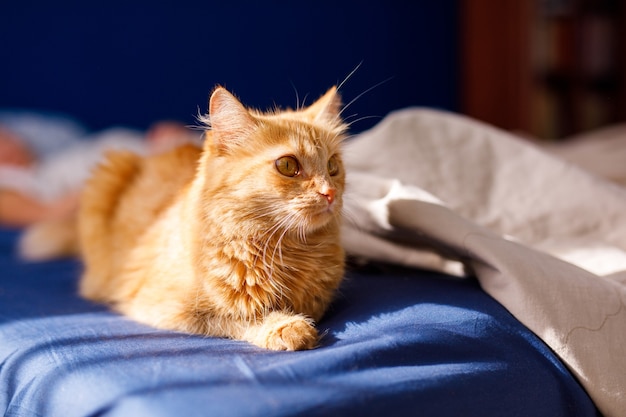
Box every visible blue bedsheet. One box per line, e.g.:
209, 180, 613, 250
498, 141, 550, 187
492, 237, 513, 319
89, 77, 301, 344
0, 228, 597, 417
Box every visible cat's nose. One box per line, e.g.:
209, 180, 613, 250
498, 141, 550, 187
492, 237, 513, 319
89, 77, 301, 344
319, 188, 336, 205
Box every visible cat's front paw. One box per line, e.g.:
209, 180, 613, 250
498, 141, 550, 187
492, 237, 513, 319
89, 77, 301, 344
250, 313, 318, 351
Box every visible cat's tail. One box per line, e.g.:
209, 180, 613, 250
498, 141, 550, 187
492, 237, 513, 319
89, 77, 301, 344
19, 216, 79, 261
78, 150, 142, 299
18, 150, 142, 263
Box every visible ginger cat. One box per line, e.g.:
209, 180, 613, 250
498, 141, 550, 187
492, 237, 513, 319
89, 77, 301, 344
78, 86, 347, 350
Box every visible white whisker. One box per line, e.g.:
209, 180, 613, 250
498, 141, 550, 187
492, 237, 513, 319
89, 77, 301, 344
344, 114, 383, 127
340, 208, 362, 232
339, 76, 394, 120
290, 80, 301, 111
337, 61, 363, 92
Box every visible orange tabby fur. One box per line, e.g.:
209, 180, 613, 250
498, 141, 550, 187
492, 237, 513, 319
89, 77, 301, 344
78, 87, 347, 350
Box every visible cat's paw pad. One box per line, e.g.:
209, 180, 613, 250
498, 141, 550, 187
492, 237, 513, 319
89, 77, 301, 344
256, 314, 318, 351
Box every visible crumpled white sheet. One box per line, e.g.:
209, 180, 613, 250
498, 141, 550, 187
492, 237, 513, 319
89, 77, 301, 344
341, 108, 626, 417
544, 123, 626, 187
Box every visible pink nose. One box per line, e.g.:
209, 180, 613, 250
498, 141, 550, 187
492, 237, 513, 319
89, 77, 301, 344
320, 188, 336, 205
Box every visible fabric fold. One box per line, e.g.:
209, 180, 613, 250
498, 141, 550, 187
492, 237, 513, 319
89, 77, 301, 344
341, 109, 626, 417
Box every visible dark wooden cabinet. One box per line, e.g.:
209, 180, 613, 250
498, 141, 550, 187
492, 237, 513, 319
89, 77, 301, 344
461, 0, 626, 140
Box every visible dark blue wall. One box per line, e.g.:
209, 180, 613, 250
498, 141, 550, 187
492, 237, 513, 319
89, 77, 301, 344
0, 1, 458, 132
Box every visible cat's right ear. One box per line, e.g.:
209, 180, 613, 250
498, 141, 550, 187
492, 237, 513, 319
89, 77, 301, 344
207, 87, 257, 155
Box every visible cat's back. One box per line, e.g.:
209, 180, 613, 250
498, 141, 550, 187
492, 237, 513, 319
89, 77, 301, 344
81, 142, 201, 234
79, 143, 201, 299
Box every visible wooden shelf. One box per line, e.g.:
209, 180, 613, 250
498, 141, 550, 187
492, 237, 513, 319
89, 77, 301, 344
461, 0, 626, 140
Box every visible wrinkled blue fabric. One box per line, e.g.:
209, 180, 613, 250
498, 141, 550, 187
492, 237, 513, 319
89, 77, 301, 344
0, 229, 597, 417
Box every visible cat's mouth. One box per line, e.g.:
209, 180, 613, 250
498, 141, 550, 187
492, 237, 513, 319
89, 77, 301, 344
306, 205, 337, 228
286, 199, 340, 233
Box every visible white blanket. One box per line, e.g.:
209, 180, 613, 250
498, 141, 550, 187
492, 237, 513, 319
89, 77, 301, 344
341, 109, 626, 417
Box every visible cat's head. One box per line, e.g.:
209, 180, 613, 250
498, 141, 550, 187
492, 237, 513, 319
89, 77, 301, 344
199, 86, 347, 236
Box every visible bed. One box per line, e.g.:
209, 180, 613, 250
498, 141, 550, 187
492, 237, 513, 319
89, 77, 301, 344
0, 227, 598, 417
2, 2, 624, 416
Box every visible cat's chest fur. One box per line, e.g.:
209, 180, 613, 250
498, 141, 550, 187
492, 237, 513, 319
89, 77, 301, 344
195, 224, 344, 321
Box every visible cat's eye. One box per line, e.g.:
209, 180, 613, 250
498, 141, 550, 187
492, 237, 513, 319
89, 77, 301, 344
328, 155, 340, 176
275, 156, 300, 177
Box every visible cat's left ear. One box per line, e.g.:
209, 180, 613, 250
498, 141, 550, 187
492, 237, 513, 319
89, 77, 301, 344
208, 87, 258, 155
303, 87, 342, 127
